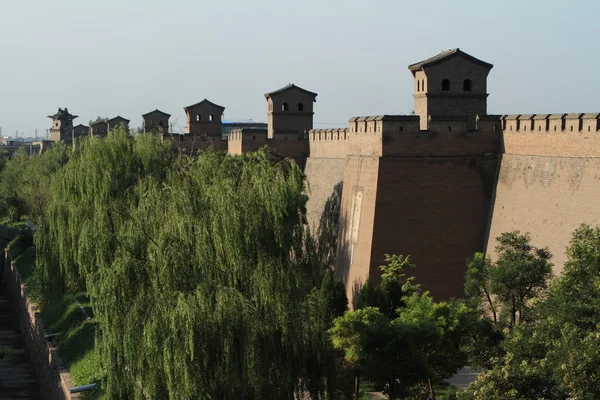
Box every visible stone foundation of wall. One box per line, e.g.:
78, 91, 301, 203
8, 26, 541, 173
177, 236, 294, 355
3, 249, 81, 400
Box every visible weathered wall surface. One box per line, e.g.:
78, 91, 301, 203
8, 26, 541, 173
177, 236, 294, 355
335, 156, 380, 304
370, 156, 498, 300
304, 157, 345, 246
486, 129, 600, 274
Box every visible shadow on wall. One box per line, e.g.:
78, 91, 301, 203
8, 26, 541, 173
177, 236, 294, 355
316, 181, 343, 267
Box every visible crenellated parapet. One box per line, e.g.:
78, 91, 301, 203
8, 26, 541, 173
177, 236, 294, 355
307, 114, 502, 158
227, 127, 309, 165
501, 113, 600, 133
500, 113, 600, 156
308, 128, 350, 158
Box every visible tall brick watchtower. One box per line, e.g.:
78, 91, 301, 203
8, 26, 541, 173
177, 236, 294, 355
409, 48, 493, 130
48, 108, 78, 142
265, 84, 317, 138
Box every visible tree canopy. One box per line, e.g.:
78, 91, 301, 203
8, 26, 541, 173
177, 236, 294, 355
35, 129, 344, 399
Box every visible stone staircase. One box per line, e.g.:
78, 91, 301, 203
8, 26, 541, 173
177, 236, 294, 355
0, 290, 40, 399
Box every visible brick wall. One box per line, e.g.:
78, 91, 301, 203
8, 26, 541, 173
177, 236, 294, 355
304, 158, 345, 234
486, 153, 600, 275
370, 156, 498, 300
335, 155, 381, 305
3, 249, 80, 400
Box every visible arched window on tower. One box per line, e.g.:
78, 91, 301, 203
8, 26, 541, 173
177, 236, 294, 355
159, 120, 163, 126
417, 81, 420, 92
442, 79, 450, 91
463, 79, 472, 91
422, 79, 425, 91
282, 103, 289, 111
297, 103, 304, 111
196, 114, 201, 121
209, 114, 214, 122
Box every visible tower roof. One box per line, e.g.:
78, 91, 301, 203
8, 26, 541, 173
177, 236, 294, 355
184, 99, 225, 111
107, 116, 130, 124
142, 109, 171, 118
47, 107, 78, 120
408, 48, 493, 74
264, 84, 318, 100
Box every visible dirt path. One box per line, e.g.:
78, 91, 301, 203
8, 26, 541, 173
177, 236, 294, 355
0, 290, 40, 399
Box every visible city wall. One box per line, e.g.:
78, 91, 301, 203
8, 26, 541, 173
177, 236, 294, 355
486, 113, 600, 274
228, 128, 309, 168
324, 115, 502, 301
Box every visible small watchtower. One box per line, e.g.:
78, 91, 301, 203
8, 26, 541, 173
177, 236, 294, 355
142, 109, 171, 134
184, 99, 225, 136
408, 48, 493, 130
107, 116, 130, 132
48, 108, 78, 142
265, 84, 317, 138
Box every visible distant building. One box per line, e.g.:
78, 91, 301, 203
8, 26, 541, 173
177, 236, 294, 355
73, 124, 90, 138
142, 109, 170, 134
184, 99, 225, 136
265, 84, 317, 138
48, 108, 78, 142
107, 116, 130, 132
90, 121, 108, 137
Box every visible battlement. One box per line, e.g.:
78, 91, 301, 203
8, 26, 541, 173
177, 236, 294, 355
227, 128, 308, 164
308, 128, 350, 158
309, 114, 502, 158
500, 113, 600, 156
501, 113, 600, 133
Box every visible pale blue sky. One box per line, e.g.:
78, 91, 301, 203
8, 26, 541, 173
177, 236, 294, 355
0, 0, 598, 138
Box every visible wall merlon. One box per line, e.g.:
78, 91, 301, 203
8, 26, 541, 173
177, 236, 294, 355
500, 113, 600, 133
308, 128, 349, 141
476, 115, 502, 132
518, 114, 535, 132
582, 113, 600, 133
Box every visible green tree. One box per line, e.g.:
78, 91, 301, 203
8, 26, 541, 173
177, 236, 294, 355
462, 225, 600, 399
465, 232, 553, 329
331, 255, 472, 400
354, 254, 419, 318
36, 130, 337, 399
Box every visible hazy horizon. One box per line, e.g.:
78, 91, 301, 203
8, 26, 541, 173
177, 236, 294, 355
1, 0, 598, 138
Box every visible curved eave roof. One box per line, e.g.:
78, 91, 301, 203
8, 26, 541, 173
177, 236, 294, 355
408, 48, 493, 74
264, 84, 318, 100
142, 109, 171, 118
184, 99, 225, 112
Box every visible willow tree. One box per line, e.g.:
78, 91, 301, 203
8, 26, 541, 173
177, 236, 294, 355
36, 128, 338, 399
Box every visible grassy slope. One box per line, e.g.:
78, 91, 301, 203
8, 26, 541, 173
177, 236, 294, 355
8, 236, 105, 399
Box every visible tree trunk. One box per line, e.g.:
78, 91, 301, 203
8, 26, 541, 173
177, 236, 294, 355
428, 377, 436, 400
483, 286, 497, 324
353, 372, 360, 400
511, 295, 516, 329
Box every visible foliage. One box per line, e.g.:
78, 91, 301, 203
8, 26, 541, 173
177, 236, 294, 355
462, 224, 600, 400
89, 116, 108, 125
0, 347, 13, 360
465, 231, 552, 329
0, 142, 70, 223
331, 255, 472, 400
354, 254, 419, 318
35, 130, 339, 399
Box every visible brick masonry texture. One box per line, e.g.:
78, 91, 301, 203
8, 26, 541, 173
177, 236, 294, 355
47, 48, 599, 305
2, 248, 80, 400
486, 153, 600, 275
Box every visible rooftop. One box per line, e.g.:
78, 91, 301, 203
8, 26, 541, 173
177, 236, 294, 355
142, 109, 171, 118
184, 99, 225, 111
408, 48, 493, 73
264, 84, 318, 100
